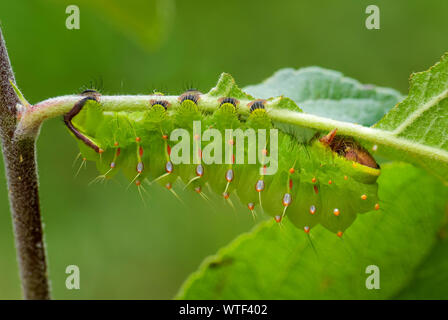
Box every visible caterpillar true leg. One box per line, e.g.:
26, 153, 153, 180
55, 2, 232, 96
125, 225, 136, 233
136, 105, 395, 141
63, 96, 103, 153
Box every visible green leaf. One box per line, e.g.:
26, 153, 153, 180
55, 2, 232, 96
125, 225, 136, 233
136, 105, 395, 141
242, 57, 448, 183
176, 163, 448, 299
244, 67, 403, 126
208, 73, 255, 100
394, 223, 448, 299
373, 53, 448, 182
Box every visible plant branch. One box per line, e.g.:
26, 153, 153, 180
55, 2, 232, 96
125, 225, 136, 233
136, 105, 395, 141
0, 27, 50, 299
16, 94, 448, 167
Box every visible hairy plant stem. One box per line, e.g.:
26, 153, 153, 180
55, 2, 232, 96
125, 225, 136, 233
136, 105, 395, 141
0, 27, 50, 299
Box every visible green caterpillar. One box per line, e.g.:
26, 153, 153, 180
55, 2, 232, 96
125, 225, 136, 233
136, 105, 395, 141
65, 77, 381, 237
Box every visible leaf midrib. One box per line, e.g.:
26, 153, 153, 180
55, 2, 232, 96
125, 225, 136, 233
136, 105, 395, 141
391, 86, 448, 135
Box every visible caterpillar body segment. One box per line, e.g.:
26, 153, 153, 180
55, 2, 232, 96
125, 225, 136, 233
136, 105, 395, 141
67, 85, 380, 236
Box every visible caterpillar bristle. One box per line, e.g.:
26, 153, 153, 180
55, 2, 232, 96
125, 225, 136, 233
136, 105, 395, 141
79, 77, 104, 95
248, 99, 266, 113
150, 99, 170, 109
80, 88, 100, 96
219, 97, 239, 108
179, 90, 201, 104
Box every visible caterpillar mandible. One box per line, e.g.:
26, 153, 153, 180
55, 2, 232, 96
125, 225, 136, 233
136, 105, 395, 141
65, 74, 381, 237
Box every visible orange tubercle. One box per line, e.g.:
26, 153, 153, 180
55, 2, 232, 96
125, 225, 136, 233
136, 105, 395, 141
337, 231, 343, 238
374, 203, 380, 210
361, 194, 367, 200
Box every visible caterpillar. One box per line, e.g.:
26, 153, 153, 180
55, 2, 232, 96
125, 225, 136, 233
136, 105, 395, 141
64, 75, 381, 237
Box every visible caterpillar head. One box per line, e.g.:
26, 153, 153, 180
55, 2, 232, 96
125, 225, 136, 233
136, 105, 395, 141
320, 128, 379, 169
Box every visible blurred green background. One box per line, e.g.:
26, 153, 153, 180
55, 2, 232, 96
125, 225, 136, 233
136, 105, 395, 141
0, 0, 447, 299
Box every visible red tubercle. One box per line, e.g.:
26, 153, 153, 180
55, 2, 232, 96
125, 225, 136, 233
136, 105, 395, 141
167, 145, 171, 156
139, 146, 144, 157
116, 148, 121, 156
289, 179, 293, 190
313, 185, 319, 194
